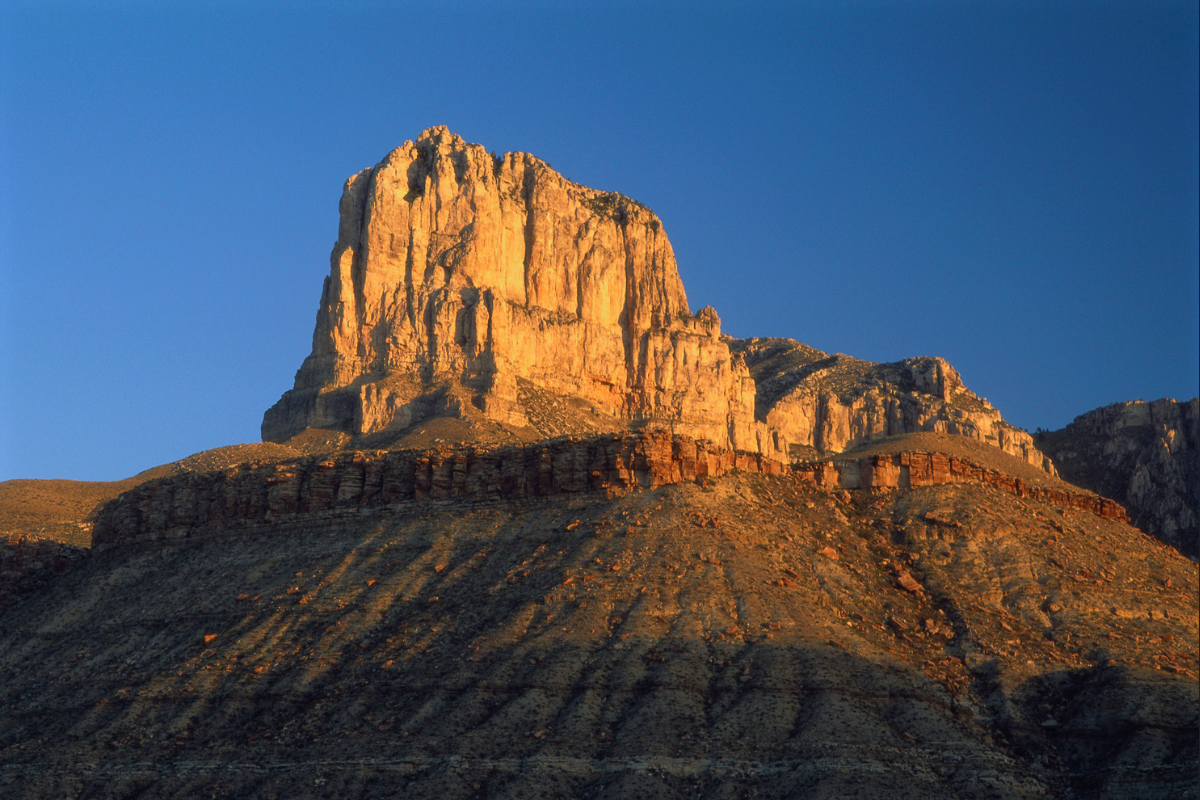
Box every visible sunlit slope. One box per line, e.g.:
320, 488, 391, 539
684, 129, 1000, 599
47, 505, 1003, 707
0, 443, 301, 546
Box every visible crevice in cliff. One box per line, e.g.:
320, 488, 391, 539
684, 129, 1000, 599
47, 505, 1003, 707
521, 166, 536, 309
620, 228, 636, 400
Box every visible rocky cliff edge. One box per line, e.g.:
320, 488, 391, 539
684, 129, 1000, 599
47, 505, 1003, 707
262, 127, 759, 452
262, 128, 1049, 471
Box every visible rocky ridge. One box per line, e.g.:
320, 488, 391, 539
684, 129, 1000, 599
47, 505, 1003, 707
732, 338, 1052, 470
3, 454, 1195, 799
92, 432, 1124, 556
262, 129, 1048, 472
1038, 398, 1198, 558
3, 129, 1196, 799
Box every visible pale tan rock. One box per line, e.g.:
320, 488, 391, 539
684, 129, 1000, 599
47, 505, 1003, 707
264, 127, 761, 451
732, 338, 1054, 471
263, 129, 1050, 474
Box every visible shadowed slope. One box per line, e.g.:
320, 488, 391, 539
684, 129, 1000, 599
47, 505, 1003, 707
1037, 399, 1199, 558
1, 468, 1195, 799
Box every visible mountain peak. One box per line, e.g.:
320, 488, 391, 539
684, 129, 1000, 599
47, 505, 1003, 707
263, 131, 1051, 473
262, 129, 746, 450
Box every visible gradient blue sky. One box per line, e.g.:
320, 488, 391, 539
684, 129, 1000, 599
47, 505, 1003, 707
2, 1, 1197, 481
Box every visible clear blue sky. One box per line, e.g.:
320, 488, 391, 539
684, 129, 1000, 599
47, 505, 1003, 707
2, 1, 1197, 481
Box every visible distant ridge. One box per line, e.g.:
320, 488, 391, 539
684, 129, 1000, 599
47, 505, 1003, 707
1039, 398, 1199, 557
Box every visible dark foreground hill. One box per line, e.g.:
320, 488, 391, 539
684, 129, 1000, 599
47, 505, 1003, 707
0, 444, 304, 613
1, 434, 1195, 799
0, 444, 303, 547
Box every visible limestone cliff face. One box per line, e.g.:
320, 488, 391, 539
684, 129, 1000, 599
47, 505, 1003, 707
263, 127, 760, 451
263, 129, 1049, 472
732, 338, 1053, 471
1039, 398, 1199, 557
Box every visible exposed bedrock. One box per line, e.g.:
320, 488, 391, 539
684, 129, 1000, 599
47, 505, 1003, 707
732, 338, 1054, 472
1039, 397, 1199, 557
262, 128, 1049, 472
262, 127, 760, 452
93, 433, 1121, 554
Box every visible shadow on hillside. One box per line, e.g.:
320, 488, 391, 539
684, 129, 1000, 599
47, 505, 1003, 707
0, 498, 1196, 799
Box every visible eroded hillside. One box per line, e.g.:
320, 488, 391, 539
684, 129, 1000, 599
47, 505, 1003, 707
1, 451, 1195, 799
2, 128, 1196, 800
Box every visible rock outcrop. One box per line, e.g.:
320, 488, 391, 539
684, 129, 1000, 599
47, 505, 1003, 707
11, 466, 1199, 799
262, 129, 1050, 473
1039, 398, 1199, 558
732, 338, 1053, 470
263, 127, 760, 452
93, 433, 1121, 554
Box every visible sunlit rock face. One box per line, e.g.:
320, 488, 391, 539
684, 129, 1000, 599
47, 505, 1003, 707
731, 338, 1054, 471
263, 127, 763, 451
263, 128, 1051, 473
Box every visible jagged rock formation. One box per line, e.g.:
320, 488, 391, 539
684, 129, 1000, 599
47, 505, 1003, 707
732, 338, 1053, 471
9, 129, 1200, 800
263, 127, 760, 452
92, 433, 1123, 555
262, 129, 1049, 474
1038, 398, 1199, 558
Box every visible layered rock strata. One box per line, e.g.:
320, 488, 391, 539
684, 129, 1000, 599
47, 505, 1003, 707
1039, 398, 1198, 557
733, 338, 1052, 471
812, 452, 1125, 519
263, 127, 760, 451
93, 433, 1123, 553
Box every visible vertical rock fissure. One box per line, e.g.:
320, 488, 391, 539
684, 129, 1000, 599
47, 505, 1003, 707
521, 165, 536, 311
621, 223, 636, 400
